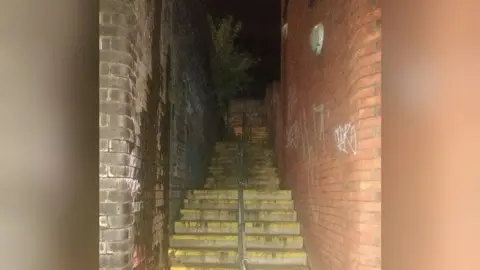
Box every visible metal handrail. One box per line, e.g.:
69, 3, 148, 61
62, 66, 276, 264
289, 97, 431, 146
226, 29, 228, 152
237, 109, 249, 270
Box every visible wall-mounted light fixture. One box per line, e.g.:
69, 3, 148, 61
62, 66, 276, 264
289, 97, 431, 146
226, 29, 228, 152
282, 23, 288, 40
310, 23, 325, 55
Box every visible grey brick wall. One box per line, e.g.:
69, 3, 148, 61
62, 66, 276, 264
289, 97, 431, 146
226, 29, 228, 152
167, 0, 218, 232
99, 0, 215, 269
99, 0, 168, 269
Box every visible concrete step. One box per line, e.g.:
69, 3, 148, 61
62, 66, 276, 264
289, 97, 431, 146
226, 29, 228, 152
174, 221, 300, 235
179, 209, 297, 222
248, 174, 277, 178
207, 184, 280, 191
171, 234, 304, 249
214, 148, 238, 151
210, 161, 237, 165
169, 248, 307, 266
183, 199, 294, 210
186, 190, 291, 200
170, 264, 309, 270
170, 264, 236, 270
218, 181, 279, 187
218, 184, 280, 190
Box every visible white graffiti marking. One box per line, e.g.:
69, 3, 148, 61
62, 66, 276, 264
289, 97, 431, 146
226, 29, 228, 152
301, 108, 310, 160
286, 85, 298, 122
285, 120, 301, 149
127, 179, 141, 201
334, 123, 357, 155
312, 104, 326, 152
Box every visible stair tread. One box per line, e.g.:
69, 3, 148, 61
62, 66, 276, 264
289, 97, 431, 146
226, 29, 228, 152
175, 221, 299, 224
172, 233, 302, 237
172, 139, 308, 268
170, 263, 309, 269
181, 209, 296, 212
169, 247, 306, 252
172, 233, 303, 237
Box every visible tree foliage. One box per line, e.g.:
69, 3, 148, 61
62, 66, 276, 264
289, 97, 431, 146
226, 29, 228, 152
208, 15, 258, 113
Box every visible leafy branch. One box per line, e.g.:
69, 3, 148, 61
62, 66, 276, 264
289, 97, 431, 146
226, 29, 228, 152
208, 15, 258, 114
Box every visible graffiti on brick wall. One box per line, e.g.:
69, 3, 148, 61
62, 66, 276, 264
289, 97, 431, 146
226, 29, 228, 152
312, 104, 326, 152
127, 178, 141, 201
300, 108, 312, 160
285, 119, 301, 149
285, 84, 299, 149
286, 84, 298, 122
333, 123, 357, 155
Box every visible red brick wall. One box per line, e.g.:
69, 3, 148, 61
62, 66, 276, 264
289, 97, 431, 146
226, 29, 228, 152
265, 81, 287, 185
273, 0, 382, 269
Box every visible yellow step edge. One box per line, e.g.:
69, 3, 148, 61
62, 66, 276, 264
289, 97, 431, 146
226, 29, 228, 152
169, 249, 306, 258
180, 209, 296, 214
171, 267, 236, 270
175, 221, 300, 228
171, 234, 302, 242
172, 235, 238, 240
169, 249, 237, 256
184, 199, 293, 204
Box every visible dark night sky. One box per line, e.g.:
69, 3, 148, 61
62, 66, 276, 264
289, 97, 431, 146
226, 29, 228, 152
205, 0, 281, 99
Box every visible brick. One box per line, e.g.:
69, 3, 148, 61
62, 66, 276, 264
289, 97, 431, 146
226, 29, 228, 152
356, 107, 376, 119
109, 63, 131, 78
108, 214, 135, 228
350, 86, 377, 101
99, 216, 109, 228
352, 73, 381, 90
357, 96, 381, 109
108, 88, 133, 104
100, 202, 133, 215
100, 113, 110, 127
100, 189, 133, 203
356, 116, 381, 129
108, 165, 137, 178
100, 178, 132, 190
100, 51, 133, 66
100, 139, 110, 152
100, 25, 130, 38
111, 13, 129, 27
99, 0, 132, 15
100, 127, 134, 142
101, 228, 133, 242
100, 88, 109, 101
100, 253, 131, 268
100, 241, 107, 254
109, 139, 134, 153
357, 138, 381, 150
100, 152, 131, 165
106, 238, 134, 254
111, 37, 131, 52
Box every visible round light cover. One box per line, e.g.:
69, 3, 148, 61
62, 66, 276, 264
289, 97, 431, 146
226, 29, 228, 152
310, 23, 325, 55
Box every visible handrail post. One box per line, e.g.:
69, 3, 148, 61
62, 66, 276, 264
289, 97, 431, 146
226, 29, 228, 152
237, 109, 248, 270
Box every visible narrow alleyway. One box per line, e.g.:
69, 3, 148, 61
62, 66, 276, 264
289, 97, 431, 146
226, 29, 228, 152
99, 0, 381, 269
168, 105, 308, 269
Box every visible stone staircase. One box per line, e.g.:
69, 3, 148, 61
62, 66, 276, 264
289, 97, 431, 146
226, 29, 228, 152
168, 126, 309, 269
